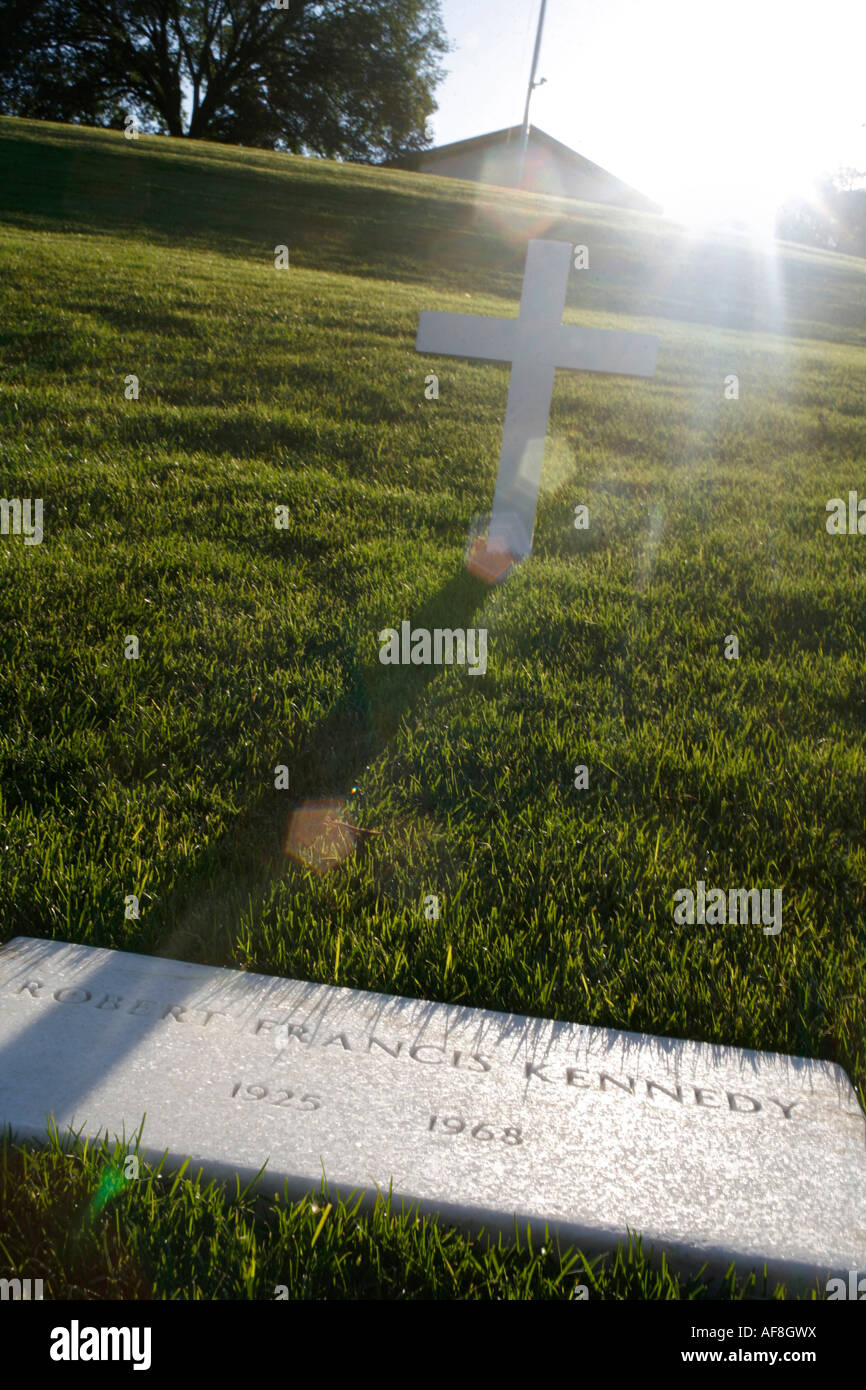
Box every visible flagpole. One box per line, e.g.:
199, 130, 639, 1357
518, 0, 548, 189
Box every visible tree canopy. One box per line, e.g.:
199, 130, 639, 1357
776, 169, 866, 259
0, 0, 449, 159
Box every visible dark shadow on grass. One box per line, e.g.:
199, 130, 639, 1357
9, 123, 866, 347
138, 566, 491, 963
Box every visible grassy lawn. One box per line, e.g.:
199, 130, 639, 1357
0, 116, 863, 1299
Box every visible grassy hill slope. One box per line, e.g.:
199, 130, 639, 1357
0, 117, 864, 1299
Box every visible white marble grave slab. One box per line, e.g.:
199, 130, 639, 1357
0, 936, 863, 1287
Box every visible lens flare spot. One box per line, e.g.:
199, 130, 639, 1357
284, 800, 358, 872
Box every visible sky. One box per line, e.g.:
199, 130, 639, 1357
433, 0, 866, 230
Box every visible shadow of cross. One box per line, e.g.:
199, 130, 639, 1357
416, 238, 659, 576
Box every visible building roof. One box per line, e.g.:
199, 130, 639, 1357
385, 124, 661, 214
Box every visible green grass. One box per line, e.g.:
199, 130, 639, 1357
0, 116, 864, 1299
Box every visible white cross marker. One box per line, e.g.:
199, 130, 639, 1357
416, 239, 659, 572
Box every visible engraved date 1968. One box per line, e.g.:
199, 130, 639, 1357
230, 1082, 322, 1109
428, 1115, 523, 1144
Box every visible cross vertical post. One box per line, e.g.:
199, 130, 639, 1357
487, 239, 569, 558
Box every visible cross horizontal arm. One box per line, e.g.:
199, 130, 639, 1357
416, 311, 519, 363
555, 324, 659, 377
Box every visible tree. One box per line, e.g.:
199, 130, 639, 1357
776, 168, 866, 259
0, 0, 450, 159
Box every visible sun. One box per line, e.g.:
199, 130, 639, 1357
542, 0, 857, 246
655, 145, 822, 245
626, 5, 832, 243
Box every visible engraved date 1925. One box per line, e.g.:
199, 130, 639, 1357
230, 1082, 322, 1109
428, 1115, 523, 1144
